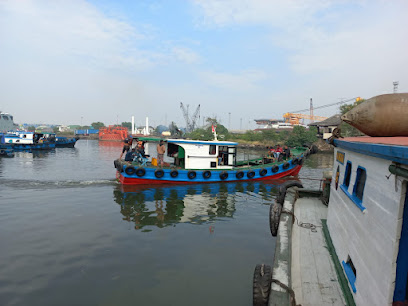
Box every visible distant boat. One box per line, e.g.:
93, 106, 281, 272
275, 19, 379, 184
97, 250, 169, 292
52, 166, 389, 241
99, 126, 128, 141
0, 111, 17, 133
4, 132, 55, 150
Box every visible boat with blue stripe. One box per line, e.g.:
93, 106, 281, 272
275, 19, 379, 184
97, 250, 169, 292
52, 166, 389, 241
114, 136, 309, 185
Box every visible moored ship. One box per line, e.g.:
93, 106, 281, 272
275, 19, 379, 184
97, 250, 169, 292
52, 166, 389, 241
99, 125, 128, 141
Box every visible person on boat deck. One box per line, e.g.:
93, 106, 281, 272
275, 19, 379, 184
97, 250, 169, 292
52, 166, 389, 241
274, 145, 283, 159
120, 139, 131, 159
283, 145, 291, 159
156, 140, 166, 167
136, 141, 146, 156
125, 148, 136, 162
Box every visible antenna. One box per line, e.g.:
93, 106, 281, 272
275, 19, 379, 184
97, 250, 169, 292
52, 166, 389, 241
180, 102, 200, 133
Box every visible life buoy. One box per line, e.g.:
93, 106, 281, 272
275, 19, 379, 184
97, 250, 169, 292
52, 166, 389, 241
203, 171, 211, 179
170, 170, 178, 178
271, 165, 279, 173
135, 167, 146, 177
219, 171, 228, 180
187, 171, 196, 179
236, 171, 244, 179
125, 166, 135, 175
292, 158, 298, 165
247, 171, 255, 179
155, 169, 164, 178
283, 162, 290, 170
259, 168, 267, 176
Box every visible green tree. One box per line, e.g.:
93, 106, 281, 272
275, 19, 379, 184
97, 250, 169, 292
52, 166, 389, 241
286, 126, 318, 147
27, 126, 36, 131
52, 126, 59, 133
91, 122, 105, 130
121, 122, 132, 129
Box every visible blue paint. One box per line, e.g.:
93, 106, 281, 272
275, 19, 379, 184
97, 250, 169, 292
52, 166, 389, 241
167, 139, 238, 146
340, 184, 366, 212
334, 139, 408, 165
342, 261, 357, 293
121, 157, 298, 183
393, 188, 408, 302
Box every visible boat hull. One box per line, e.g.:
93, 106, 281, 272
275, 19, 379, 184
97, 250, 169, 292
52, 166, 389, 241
116, 159, 303, 185
55, 137, 78, 148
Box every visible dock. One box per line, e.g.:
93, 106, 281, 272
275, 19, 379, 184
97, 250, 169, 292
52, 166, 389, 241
268, 187, 354, 306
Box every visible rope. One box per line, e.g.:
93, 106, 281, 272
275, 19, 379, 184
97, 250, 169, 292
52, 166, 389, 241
281, 209, 321, 233
271, 279, 300, 306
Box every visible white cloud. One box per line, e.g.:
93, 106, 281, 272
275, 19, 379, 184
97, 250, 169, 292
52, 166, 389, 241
172, 47, 201, 64
200, 69, 268, 91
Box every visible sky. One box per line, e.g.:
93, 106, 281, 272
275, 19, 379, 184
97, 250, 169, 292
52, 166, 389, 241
1, 0, 407, 129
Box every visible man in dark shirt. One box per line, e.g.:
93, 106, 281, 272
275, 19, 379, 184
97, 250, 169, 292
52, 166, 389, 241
125, 148, 136, 162
283, 145, 291, 159
120, 139, 131, 159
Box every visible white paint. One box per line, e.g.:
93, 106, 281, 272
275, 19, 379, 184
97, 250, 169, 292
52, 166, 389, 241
327, 147, 408, 306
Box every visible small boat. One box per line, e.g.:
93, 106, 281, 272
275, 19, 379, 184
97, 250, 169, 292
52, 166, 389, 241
4, 131, 55, 150
114, 136, 308, 185
0, 134, 15, 157
43, 133, 78, 148
99, 125, 128, 141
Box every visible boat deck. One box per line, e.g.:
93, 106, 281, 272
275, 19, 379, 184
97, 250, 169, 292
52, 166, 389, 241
291, 197, 346, 306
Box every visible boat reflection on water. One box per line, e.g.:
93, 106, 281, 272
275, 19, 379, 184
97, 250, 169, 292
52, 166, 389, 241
113, 179, 292, 231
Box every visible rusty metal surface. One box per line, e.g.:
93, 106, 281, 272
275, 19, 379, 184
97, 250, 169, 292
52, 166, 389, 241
341, 93, 408, 137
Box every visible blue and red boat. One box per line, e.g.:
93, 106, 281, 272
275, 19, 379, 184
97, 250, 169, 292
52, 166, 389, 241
114, 137, 308, 185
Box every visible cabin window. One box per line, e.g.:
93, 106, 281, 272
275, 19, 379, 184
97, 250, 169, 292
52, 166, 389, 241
209, 145, 216, 155
342, 256, 357, 293
343, 161, 352, 188
353, 167, 366, 202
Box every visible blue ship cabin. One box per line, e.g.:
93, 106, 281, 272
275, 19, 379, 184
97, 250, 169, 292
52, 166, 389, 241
166, 139, 238, 170
328, 137, 408, 305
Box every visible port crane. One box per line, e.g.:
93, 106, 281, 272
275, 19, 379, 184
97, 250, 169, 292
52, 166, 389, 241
283, 113, 328, 125
180, 102, 200, 133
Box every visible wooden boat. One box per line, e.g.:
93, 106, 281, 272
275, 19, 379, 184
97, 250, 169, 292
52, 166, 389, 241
114, 137, 308, 185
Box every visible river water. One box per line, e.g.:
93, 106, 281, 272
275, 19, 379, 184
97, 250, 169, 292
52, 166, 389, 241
0, 140, 333, 306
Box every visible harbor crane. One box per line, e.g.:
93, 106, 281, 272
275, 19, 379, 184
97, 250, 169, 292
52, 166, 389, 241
180, 102, 200, 133
283, 113, 328, 125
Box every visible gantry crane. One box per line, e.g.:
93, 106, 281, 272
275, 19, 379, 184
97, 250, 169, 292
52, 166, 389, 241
283, 113, 328, 125
180, 102, 201, 133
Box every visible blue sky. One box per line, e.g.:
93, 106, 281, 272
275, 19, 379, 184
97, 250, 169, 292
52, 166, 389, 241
1, 0, 407, 129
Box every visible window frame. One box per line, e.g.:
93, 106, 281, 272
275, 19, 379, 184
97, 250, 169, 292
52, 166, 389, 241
340, 163, 367, 212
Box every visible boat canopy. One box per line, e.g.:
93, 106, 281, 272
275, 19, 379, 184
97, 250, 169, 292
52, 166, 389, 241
166, 139, 238, 170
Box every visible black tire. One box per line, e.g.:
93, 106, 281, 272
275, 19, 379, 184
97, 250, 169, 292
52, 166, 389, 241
278, 154, 284, 162
187, 171, 196, 179
253, 264, 272, 306
259, 168, 267, 177
135, 167, 146, 177
247, 171, 255, 179
125, 166, 135, 175
236, 171, 244, 179
311, 144, 318, 154
292, 158, 298, 165
203, 170, 211, 179
276, 181, 304, 204
269, 202, 282, 237
298, 157, 304, 165
170, 170, 178, 178
271, 165, 279, 173
282, 162, 290, 170
219, 171, 228, 180
114, 160, 118, 168
155, 169, 164, 178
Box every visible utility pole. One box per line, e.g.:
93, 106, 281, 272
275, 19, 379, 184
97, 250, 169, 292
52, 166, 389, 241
310, 98, 314, 123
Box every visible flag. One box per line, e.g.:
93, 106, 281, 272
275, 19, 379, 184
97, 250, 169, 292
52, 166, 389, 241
212, 124, 217, 133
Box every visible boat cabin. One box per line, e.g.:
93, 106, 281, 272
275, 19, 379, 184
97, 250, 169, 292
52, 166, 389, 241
166, 139, 238, 170
4, 132, 49, 144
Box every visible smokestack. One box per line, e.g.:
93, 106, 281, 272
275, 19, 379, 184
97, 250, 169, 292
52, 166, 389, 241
131, 116, 135, 134
145, 117, 149, 135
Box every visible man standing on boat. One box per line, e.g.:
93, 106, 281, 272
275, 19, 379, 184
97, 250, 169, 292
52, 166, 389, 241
157, 140, 166, 167
120, 139, 131, 159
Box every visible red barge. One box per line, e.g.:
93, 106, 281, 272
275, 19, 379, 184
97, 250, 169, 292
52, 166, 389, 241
99, 126, 128, 141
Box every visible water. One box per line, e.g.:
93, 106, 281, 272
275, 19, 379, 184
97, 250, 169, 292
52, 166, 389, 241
0, 140, 333, 306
